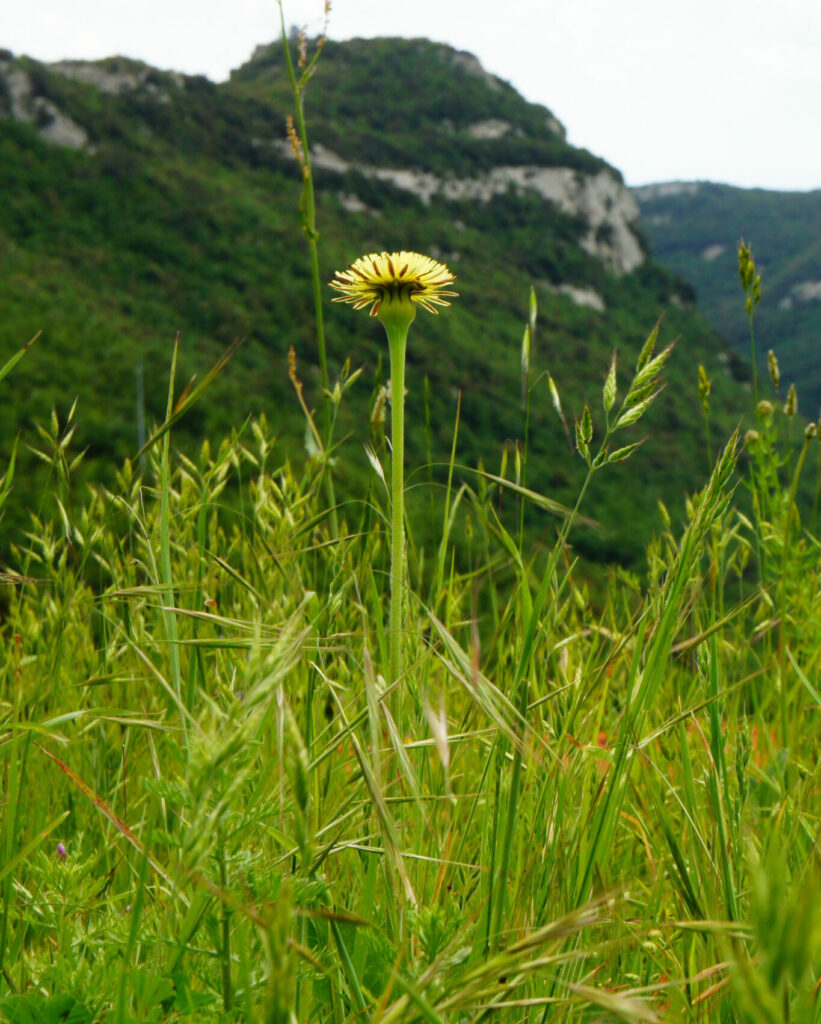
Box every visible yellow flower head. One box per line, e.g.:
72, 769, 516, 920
329, 251, 457, 320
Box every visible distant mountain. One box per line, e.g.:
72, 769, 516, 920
0, 40, 748, 561
633, 181, 821, 415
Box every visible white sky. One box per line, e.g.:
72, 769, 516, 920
5, 0, 821, 190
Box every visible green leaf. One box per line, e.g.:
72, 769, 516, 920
0, 332, 39, 387
472, 468, 595, 524
167, 973, 219, 1014
0, 994, 92, 1024
388, 971, 448, 1024
136, 337, 243, 460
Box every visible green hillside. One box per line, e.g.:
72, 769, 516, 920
3, 39, 821, 1022
633, 181, 821, 415
0, 40, 748, 562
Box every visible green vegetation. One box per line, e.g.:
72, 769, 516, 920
231, 37, 609, 177
1, 236, 820, 1020
1, 28, 821, 1023
0, 40, 747, 562
633, 181, 821, 416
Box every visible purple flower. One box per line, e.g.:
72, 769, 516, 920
56, 842, 67, 859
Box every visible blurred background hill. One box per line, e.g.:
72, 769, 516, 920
633, 180, 821, 417
0, 38, 756, 562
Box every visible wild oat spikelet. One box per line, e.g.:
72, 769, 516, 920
698, 364, 711, 413
370, 383, 389, 428
738, 240, 762, 314
767, 349, 780, 390
784, 383, 798, 418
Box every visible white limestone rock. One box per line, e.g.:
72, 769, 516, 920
274, 137, 644, 275
780, 280, 821, 310
50, 59, 143, 95
370, 166, 442, 205
49, 58, 184, 102
545, 114, 566, 140
701, 244, 725, 261
2, 66, 35, 120
337, 192, 379, 215
466, 119, 513, 140
0, 62, 88, 149
38, 100, 89, 148
441, 167, 643, 275
791, 280, 821, 302
310, 143, 351, 174
449, 50, 502, 91
543, 282, 606, 311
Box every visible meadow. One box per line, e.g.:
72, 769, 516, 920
1, 23, 821, 1024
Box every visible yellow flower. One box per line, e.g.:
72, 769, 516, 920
329, 251, 457, 320
329, 251, 457, 684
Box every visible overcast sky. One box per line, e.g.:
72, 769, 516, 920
5, 0, 821, 190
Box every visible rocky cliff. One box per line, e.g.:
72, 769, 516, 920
2, 41, 645, 283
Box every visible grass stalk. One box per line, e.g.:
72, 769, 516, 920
278, 2, 338, 537
159, 336, 186, 744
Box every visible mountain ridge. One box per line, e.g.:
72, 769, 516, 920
0, 37, 747, 561
632, 179, 821, 414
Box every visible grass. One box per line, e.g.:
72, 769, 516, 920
2, 28, 821, 1024
1, 258, 820, 1022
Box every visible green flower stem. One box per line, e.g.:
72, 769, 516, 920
330, 251, 455, 680
385, 321, 409, 685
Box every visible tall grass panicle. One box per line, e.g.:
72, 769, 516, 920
278, 1, 338, 535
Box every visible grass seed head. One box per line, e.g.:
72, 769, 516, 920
784, 383, 797, 418
767, 349, 780, 389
